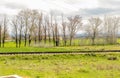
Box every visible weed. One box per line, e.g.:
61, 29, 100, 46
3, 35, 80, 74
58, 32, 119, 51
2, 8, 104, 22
107, 56, 118, 60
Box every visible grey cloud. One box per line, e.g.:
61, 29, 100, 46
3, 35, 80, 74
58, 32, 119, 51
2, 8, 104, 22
4, 2, 27, 9
100, 0, 120, 5
68, 8, 119, 18
0, 1, 6, 6
99, 0, 120, 8
81, 8, 115, 15
65, 0, 120, 17
50, 9, 63, 16
63, 0, 81, 4
43, 0, 81, 4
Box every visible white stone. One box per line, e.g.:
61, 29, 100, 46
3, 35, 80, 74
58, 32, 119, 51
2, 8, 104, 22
0, 75, 22, 78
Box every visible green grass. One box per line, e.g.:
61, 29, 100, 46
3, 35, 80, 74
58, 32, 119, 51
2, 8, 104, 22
1, 44, 120, 52
0, 53, 120, 78
0, 39, 119, 52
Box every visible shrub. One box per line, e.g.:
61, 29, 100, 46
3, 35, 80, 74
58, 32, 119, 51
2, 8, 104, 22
107, 56, 118, 60
36, 76, 40, 78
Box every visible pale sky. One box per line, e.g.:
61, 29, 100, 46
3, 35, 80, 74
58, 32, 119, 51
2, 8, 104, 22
0, 0, 120, 17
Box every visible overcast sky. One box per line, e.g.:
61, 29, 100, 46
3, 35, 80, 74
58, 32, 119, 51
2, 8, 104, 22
0, 0, 120, 17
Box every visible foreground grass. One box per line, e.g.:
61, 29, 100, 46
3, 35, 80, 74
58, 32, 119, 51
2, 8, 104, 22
0, 53, 120, 78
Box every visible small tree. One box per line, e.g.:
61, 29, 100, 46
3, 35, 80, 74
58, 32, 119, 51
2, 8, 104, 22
11, 15, 19, 47
104, 16, 120, 44
43, 16, 48, 44
19, 9, 31, 47
2, 15, 8, 47
67, 15, 82, 46
54, 18, 59, 46
46, 16, 51, 43
50, 13, 56, 46
17, 15, 24, 47
61, 14, 67, 46
37, 12, 43, 43
88, 17, 102, 45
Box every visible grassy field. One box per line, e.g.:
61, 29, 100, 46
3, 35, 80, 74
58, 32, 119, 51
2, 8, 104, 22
1, 44, 120, 52
0, 53, 120, 78
0, 39, 119, 52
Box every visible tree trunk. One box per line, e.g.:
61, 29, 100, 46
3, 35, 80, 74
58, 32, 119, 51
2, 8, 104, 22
53, 32, 55, 46
15, 34, 18, 48
28, 34, 31, 46
70, 36, 72, 46
44, 32, 47, 44
2, 37, 5, 47
38, 26, 41, 43
34, 36, 37, 44
24, 34, 27, 47
19, 32, 22, 48
92, 37, 95, 45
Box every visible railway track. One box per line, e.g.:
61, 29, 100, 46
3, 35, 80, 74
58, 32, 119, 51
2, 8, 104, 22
0, 50, 120, 55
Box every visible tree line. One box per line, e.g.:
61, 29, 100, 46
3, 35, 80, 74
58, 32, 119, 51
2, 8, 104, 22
0, 9, 120, 47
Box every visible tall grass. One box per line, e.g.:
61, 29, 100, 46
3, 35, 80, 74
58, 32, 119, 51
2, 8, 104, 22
0, 53, 120, 78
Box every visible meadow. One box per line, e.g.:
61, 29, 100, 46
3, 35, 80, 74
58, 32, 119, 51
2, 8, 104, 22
0, 39, 120, 78
1, 45, 120, 52
0, 39, 120, 52
0, 53, 120, 78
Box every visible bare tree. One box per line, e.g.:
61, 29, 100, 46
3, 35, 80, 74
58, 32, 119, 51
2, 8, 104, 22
19, 9, 31, 47
104, 16, 120, 44
11, 16, 19, 47
17, 15, 24, 47
33, 10, 39, 44
61, 14, 67, 46
32, 24, 38, 44
43, 16, 48, 44
2, 15, 8, 47
38, 12, 43, 43
50, 12, 56, 46
88, 17, 102, 45
67, 15, 82, 46
46, 16, 51, 43
27, 10, 39, 46
54, 18, 59, 46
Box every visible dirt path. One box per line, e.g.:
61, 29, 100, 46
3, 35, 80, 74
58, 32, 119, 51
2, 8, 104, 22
0, 50, 120, 55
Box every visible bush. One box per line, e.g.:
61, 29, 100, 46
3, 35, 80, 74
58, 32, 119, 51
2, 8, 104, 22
107, 56, 118, 60
36, 76, 40, 78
